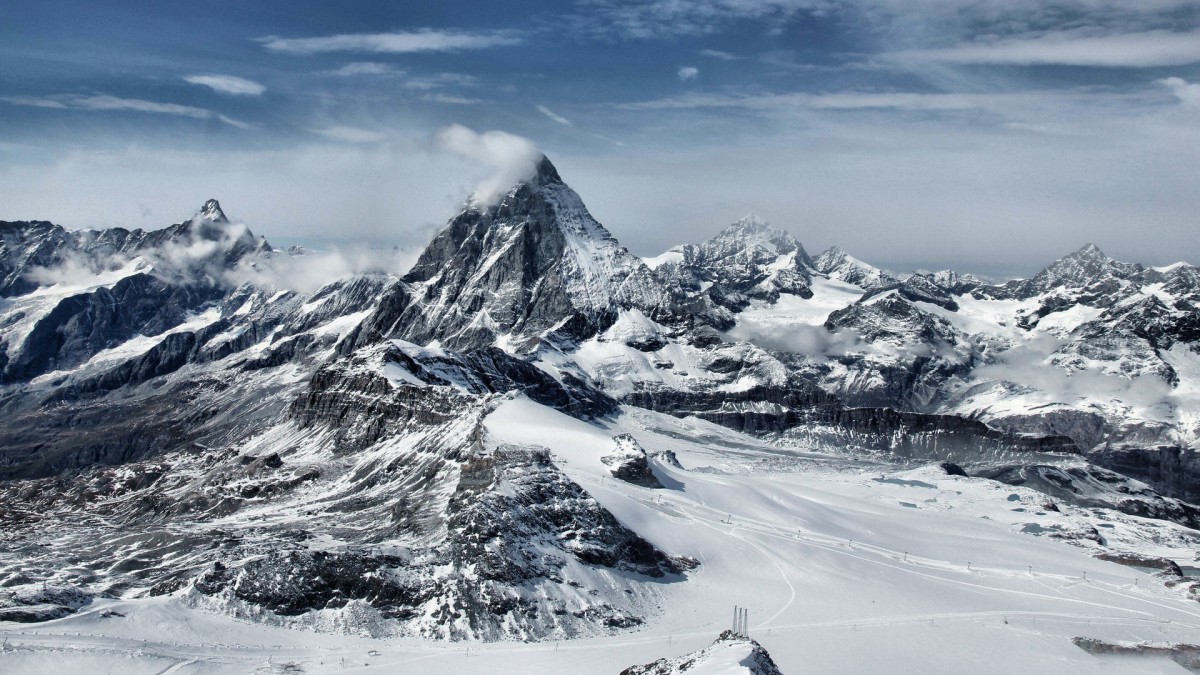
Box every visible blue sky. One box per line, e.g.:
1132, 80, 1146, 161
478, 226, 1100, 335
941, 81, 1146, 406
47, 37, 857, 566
2, 1, 1200, 275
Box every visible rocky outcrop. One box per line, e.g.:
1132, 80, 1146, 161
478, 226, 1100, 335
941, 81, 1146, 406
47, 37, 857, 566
622, 631, 784, 675
1072, 637, 1200, 671
1087, 445, 1200, 504
0, 584, 94, 623
602, 434, 664, 488
971, 462, 1200, 530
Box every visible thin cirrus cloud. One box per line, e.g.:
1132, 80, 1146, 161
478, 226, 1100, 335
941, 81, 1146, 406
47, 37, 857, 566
324, 62, 400, 77
260, 28, 522, 55
889, 30, 1200, 68
2, 94, 249, 128
182, 74, 266, 96
536, 105, 572, 126
620, 90, 979, 112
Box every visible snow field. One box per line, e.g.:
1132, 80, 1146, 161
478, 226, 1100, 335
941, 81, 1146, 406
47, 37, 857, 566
4, 396, 1200, 673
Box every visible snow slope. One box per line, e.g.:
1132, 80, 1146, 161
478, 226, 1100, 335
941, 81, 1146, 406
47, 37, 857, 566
5, 397, 1200, 674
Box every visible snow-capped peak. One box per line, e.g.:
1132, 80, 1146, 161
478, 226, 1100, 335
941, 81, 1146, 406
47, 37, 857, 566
731, 214, 771, 232
1025, 242, 1141, 294
199, 198, 228, 223
813, 245, 898, 290
389, 154, 669, 351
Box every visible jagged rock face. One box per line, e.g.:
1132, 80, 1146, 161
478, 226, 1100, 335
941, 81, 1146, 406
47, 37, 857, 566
1056, 294, 1200, 383
971, 462, 1200, 530
826, 293, 959, 345
655, 216, 815, 310
1, 352, 692, 639
0, 273, 391, 480
376, 156, 670, 352
192, 445, 687, 639
378, 340, 617, 419
776, 406, 1078, 461
1087, 444, 1200, 505
925, 269, 983, 295
1, 273, 225, 383
812, 245, 898, 290
819, 294, 975, 409
860, 273, 960, 311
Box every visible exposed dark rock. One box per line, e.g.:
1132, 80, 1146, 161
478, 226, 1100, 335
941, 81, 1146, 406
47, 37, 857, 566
972, 463, 1200, 530
1073, 637, 1200, 671
939, 461, 968, 476
602, 434, 664, 488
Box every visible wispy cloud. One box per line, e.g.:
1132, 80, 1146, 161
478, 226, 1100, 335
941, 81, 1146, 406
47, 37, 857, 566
324, 62, 400, 77
537, 104, 572, 125
311, 126, 389, 143
890, 30, 1200, 68
402, 72, 477, 91
319, 64, 476, 92
699, 49, 738, 61
420, 93, 482, 105
183, 74, 266, 96
0, 96, 68, 109
678, 66, 700, 81
617, 88, 1154, 117
260, 29, 522, 55
2, 94, 249, 128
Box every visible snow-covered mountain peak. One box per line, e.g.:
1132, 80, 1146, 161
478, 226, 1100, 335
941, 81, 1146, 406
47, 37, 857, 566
730, 213, 771, 232
712, 215, 808, 262
531, 153, 563, 186
199, 198, 228, 223
1032, 242, 1141, 290
649, 216, 819, 308
359, 155, 669, 352
813, 245, 898, 291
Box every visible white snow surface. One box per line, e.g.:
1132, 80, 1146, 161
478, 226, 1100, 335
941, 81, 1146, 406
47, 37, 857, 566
6, 396, 1200, 674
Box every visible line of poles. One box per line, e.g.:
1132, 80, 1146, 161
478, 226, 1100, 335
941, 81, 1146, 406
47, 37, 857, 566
732, 605, 749, 636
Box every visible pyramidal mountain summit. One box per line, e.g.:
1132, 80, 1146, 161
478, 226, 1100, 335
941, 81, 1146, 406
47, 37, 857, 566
2, 156, 1200, 672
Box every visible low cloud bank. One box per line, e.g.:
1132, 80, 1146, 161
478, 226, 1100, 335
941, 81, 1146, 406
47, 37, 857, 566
229, 245, 421, 294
